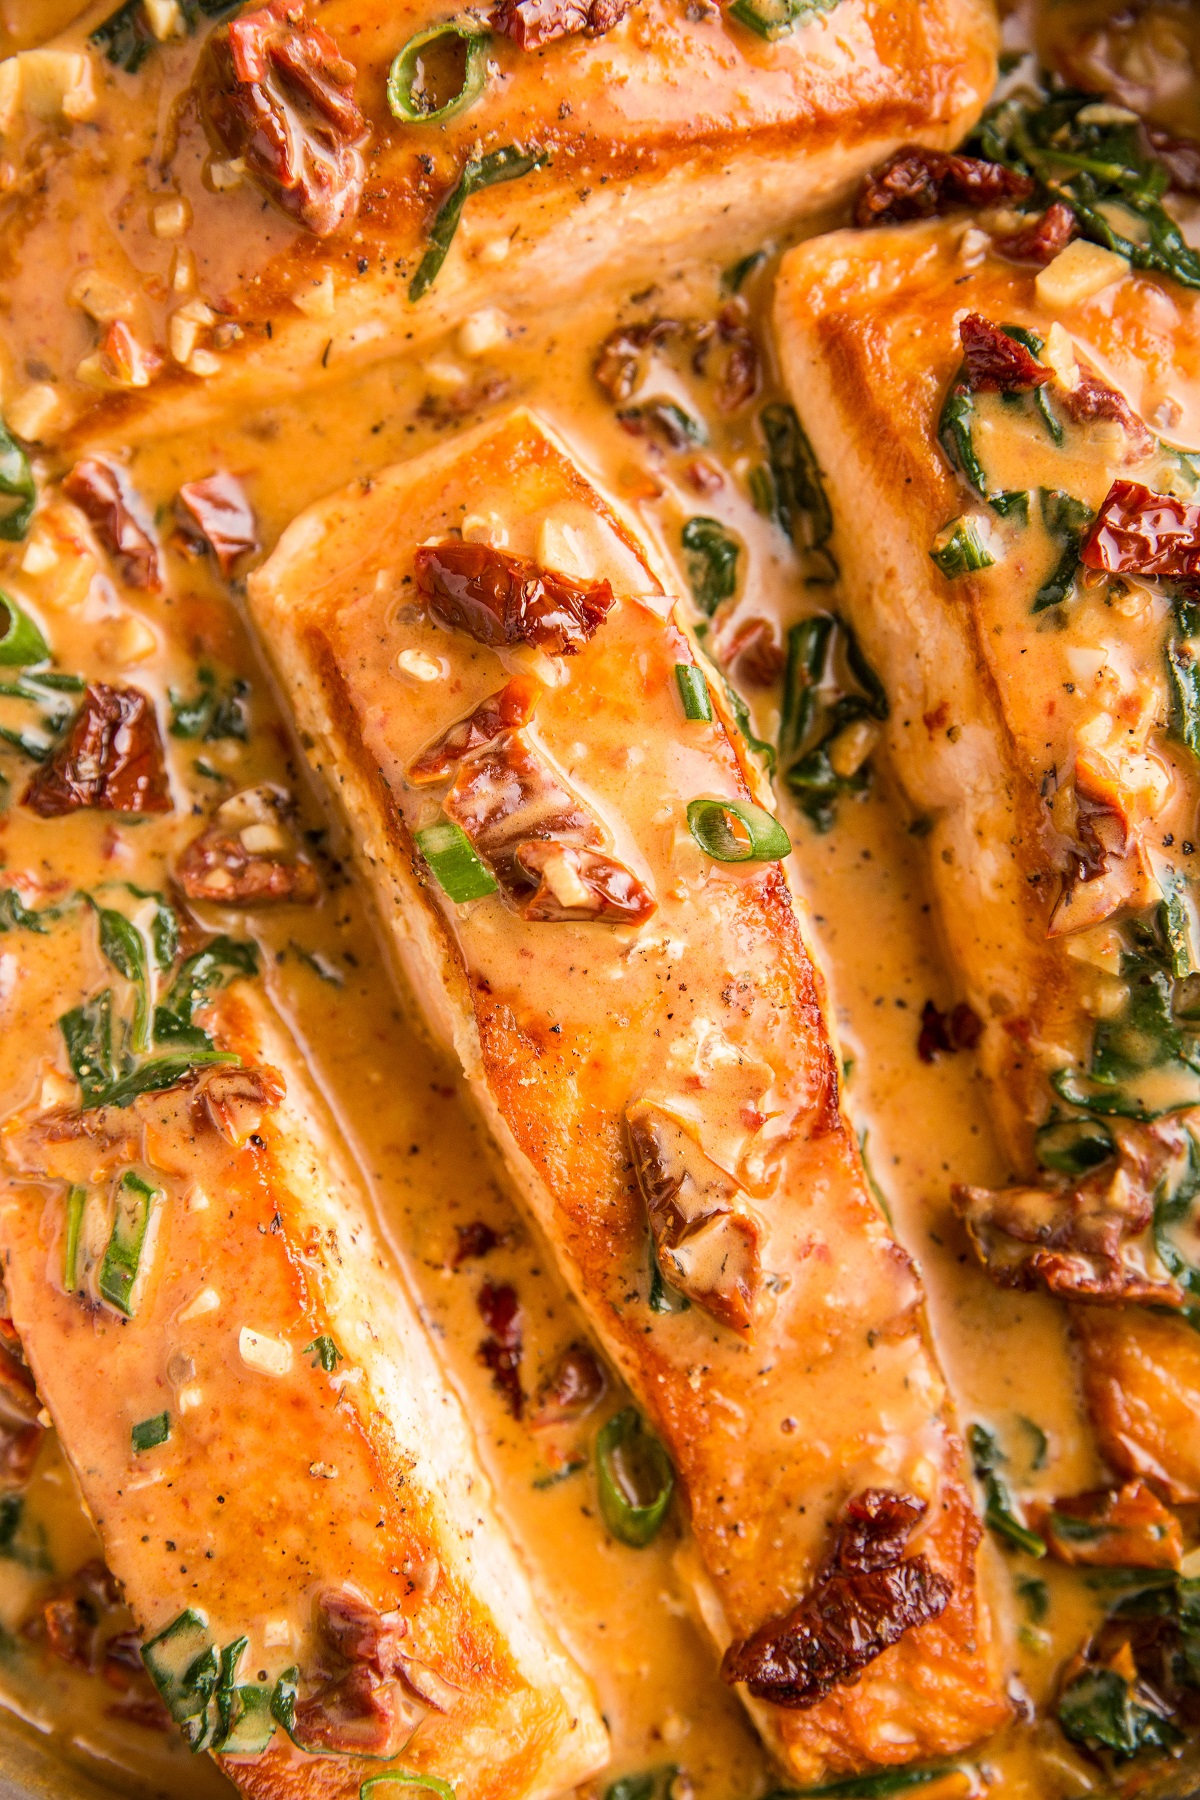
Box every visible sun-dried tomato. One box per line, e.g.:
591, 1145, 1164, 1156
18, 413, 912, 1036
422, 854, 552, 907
414, 541, 614, 655
316, 1587, 408, 1678
1033, 1480, 1182, 1570
38, 1562, 122, 1674
1059, 372, 1155, 461
176, 825, 319, 906
534, 1342, 606, 1426
490, 0, 631, 49
176, 473, 258, 576
477, 1279, 523, 1419
854, 146, 1034, 229
23, 685, 171, 817
452, 1220, 500, 1266
593, 320, 682, 404
721, 1490, 952, 1707
959, 314, 1050, 395
693, 304, 760, 413
293, 1664, 414, 1756
408, 678, 539, 785
1081, 480, 1200, 580
917, 999, 981, 1062
995, 200, 1078, 266
63, 459, 162, 590
199, 0, 370, 238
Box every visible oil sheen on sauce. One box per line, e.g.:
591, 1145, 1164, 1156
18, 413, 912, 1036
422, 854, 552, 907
0, 8, 1145, 1800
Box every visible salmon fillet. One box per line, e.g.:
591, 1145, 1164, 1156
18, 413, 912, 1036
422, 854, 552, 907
248, 406, 1009, 1784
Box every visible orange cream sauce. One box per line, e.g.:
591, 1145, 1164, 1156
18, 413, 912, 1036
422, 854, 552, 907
0, 8, 1141, 1800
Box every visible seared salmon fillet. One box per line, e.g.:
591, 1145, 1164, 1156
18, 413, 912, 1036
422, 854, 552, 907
0, 978, 607, 1800
775, 213, 1200, 1306
248, 406, 1008, 1784
0, 0, 995, 446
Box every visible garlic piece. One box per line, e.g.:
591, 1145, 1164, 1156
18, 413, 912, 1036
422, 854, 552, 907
68, 269, 136, 325
144, 0, 186, 38
1036, 240, 1129, 310
178, 1286, 221, 1323
152, 197, 191, 239
6, 383, 61, 442
1043, 321, 1081, 391
239, 1328, 293, 1377
293, 270, 335, 320
395, 648, 445, 682
458, 307, 508, 357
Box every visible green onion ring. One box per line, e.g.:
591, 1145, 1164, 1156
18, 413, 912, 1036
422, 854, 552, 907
361, 1775, 457, 1800
595, 1406, 674, 1548
387, 21, 490, 126
0, 592, 49, 666
686, 797, 791, 864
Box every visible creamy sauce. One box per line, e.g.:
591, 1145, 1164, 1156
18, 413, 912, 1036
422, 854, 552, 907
0, 2, 1178, 1798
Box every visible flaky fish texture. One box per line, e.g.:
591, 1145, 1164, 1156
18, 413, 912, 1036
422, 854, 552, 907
248, 407, 1008, 1784
0, 982, 606, 1800
0, 0, 994, 445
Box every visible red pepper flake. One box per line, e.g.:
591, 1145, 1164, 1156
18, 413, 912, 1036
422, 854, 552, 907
23, 685, 171, 817
199, 0, 370, 238
414, 541, 614, 655
176, 473, 259, 577
721, 1489, 952, 1707
452, 1220, 500, 1267
995, 200, 1078, 267
854, 146, 1033, 229
477, 1279, 524, 1418
490, 0, 632, 49
1081, 480, 1200, 580
918, 999, 982, 1062
959, 314, 1050, 395
62, 458, 162, 590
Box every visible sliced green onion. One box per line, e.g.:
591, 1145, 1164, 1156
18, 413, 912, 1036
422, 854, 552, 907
930, 517, 994, 578
416, 819, 498, 902
595, 1406, 674, 1548
674, 664, 712, 721
215, 1681, 274, 1755
132, 1411, 170, 1453
726, 0, 840, 42
98, 1171, 159, 1317
63, 1185, 86, 1293
1035, 1116, 1114, 1176
686, 797, 790, 864
387, 22, 490, 125
361, 1776, 458, 1800
410, 146, 548, 302
0, 594, 48, 666
270, 1666, 300, 1740
0, 424, 36, 543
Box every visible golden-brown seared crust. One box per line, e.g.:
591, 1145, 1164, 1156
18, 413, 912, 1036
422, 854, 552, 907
1074, 1306, 1200, 1505
249, 406, 1008, 1782
0, 984, 606, 1800
0, 0, 994, 446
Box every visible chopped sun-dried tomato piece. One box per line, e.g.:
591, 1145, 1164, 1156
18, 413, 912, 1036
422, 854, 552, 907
490, 0, 631, 48
1059, 372, 1155, 461
452, 1220, 500, 1267
316, 1586, 409, 1678
1081, 480, 1200, 580
959, 314, 1050, 394
23, 685, 171, 817
176, 826, 319, 906
917, 999, 981, 1062
293, 1664, 418, 1756
995, 200, 1078, 266
854, 146, 1033, 229
414, 541, 614, 655
1033, 1480, 1183, 1570
176, 472, 259, 576
721, 1489, 952, 1707
63, 458, 162, 590
477, 1279, 524, 1419
408, 677, 540, 784
534, 1342, 606, 1426
593, 319, 682, 403
199, 0, 370, 238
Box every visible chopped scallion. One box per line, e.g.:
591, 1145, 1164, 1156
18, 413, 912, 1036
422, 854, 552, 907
132, 1411, 170, 1453
0, 593, 48, 666
388, 22, 490, 125
361, 1775, 458, 1800
686, 797, 790, 864
726, 0, 841, 42
594, 1407, 674, 1548
416, 819, 498, 903
98, 1171, 159, 1317
63, 1185, 86, 1293
674, 664, 712, 721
